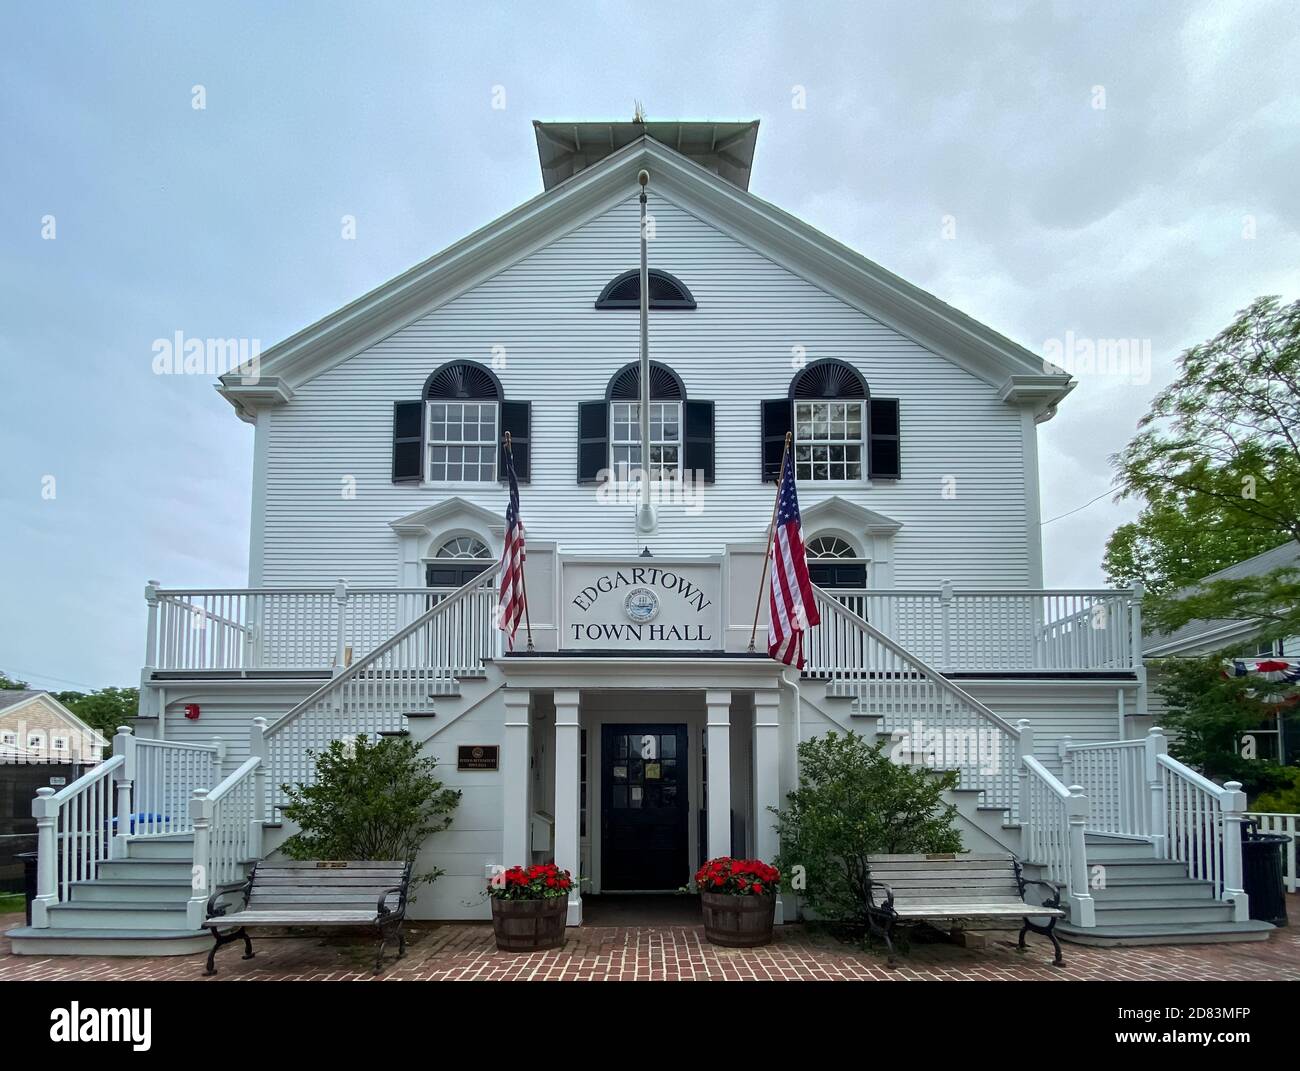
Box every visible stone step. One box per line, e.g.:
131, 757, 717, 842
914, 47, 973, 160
46, 900, 194, 931
1058, 919, 1275, 947
68, 878, 194, 904
5, 926, 210, 957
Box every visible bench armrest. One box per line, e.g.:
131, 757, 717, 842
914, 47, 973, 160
206, 886, 244, 920
865, 877, 895, 912
1017, 876, 1063, 910
376, 884, 408, 918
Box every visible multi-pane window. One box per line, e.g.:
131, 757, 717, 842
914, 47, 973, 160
426, 401, 497, 482
53, 736, 68, 752
610, 401, 681, 480
794, 400, 864, 481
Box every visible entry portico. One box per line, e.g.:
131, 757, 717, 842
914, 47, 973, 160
486, 655, 788, 926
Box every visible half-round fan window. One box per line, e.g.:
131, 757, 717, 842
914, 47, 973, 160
424, 360, 503, 401
605, 361, 687, 401
595, 269, 697, 309
806, 535, 858, 559
789, 358, 868, 400
435, 536, 492, 559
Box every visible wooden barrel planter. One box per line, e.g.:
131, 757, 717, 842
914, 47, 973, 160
491, 897, 567, 952
700, 892, 776, 947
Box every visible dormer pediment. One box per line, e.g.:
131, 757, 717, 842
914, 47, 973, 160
800, 496, 902, 540
389, 497, 504, 539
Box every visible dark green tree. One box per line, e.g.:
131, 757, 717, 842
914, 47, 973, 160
54, 687, 139, 739
0, 672, 29, 690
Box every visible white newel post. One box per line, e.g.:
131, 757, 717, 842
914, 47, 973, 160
144, 580, 161, 670
188, 788, 211, 929
1067, 785, 1096, 927
32, 787, 58, 927
113, 725, 136, 859
1144, 726, 1167, 856
939, 580, 954, 672
212, 736, 227, 779
1058, 735, 1074, 788
1130, 582, 1147, 712
753, 691, 783, 924
1015, 720, 1034, 833
1221, 780, 1249, 922
333, 578, 350, 675
249, 717, 268, 856
502, 690, 532, 867
705, 690, 732, 859
552, 690, 582, 926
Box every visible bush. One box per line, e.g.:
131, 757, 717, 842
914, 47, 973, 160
486, 863, 573, 900
772, 731, 961, 932
279, 735, 461, 883
1252, 765, 1300, 813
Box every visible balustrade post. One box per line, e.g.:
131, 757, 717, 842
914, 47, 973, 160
1015, 720, 1033, 830
112, 725, 135, 859
1221, 781, 1249, 922
32, 788, 58, 927
144, 580, 161, 670
1058, 735, 1074, 787
212, 736, 227, 780
249, 717, 268, 855
1144, 726, 1167, 856
333, 578, 350, 675
1066, 785, 1096, 927
1129, 582, 1147, 711
939, 579, 954, 672
188, 789, 212, 929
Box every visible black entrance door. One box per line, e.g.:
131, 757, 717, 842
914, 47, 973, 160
601, 724, 689, 890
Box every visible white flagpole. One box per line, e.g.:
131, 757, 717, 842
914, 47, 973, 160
636, 168, 655, 541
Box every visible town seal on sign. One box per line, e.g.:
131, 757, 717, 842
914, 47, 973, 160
624, 586, 660, 624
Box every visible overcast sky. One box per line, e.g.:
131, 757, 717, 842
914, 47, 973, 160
2, 1, 1298, 692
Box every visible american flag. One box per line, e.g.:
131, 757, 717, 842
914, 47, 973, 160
497, 440, 527, 651
767, 449, 820, 667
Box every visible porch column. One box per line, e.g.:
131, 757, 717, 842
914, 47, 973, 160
753, 690, 783, 924
552, 689, 583, 926
502, 689, 532, 867
706, 690, 732, 859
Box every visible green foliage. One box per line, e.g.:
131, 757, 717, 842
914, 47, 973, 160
1152, 657, 1292, 798
54, 687, 139, 739
279, 735, 461, 884
772, 731, 961, 932
1106, 296, 1300, 643
0, 672, 29, 690
1252, 766, 1300, 814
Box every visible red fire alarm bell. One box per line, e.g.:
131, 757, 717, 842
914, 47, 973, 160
184, 704, 201, 721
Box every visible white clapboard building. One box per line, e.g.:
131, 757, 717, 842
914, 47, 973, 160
10, 119, 1274, 955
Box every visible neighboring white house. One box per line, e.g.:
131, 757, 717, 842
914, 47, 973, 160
0, 691, 107, 765
9, 119, 1276, 956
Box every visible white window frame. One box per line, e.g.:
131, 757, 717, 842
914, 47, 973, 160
610, 400, 682, 481
0, 731, 15, 746
27, 732, 44, 749
793, 400, 866, 482
425, 400, 498, 484
53, 735, 69, 752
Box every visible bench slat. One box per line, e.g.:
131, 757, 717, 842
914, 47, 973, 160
207, 910, 381, 927
893, 904, 1065, 918
251, 860, 406, 870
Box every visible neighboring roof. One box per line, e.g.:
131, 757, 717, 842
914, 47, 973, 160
220, 132, 1073, 422
1143, 540, 1300, 657
0, 689, 110, 745
0, 689, 46, 712
534, 120, 760, 191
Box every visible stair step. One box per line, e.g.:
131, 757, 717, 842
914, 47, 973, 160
1092, 878, 1216, 901
1088, 899, 1237, 925
5, 925, 209, 957
98, 858, 194, 881
69, 879, 193, 904
1058, 919, 1275, 947
47, 901, 192, 930
127, 837, 195, 861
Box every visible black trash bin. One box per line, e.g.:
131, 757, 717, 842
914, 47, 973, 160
1241, 820, 1289, 927
17, 851, 38, 927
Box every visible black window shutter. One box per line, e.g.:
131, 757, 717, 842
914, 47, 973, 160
499, 400, 531, 482
683, 400, 715, 483
761, 399, 792, 482
577, 401, 608, 484
392, 400, 424, 484
868, 398, 901, 479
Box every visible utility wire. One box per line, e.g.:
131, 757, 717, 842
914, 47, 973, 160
1040, 485, 1122, 526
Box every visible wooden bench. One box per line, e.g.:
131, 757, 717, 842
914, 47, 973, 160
203, 860, 413, 975
865, 852, 1067, 966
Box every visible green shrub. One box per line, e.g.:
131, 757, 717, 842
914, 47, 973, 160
1252, 765, 1300, 813
279, 735, 461, 883
772, 731, 961, 933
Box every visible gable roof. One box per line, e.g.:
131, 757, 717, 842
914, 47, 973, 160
0, 690, 110, 745
220, 134, 1073, 422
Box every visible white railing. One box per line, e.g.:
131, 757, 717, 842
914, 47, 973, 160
1018, 725, 1095, 926
30, 755, 125, 925
805, 588, 1022, 813
1061, 737, 1150, 838
127, 736, 224, 837
826, 585, 1140, 673
187, 720, 267, 927
1245, 812, 1298, 893
1157, 751, 1248, 919
145, 581, 470, 673
262, 565, 500, 819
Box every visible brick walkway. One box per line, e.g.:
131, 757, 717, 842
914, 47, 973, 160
3, 900, 1298, 981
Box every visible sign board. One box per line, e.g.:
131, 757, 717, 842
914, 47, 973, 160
48, 776, 67, 786
457, 745, 500, 771
562, 558, 722, 651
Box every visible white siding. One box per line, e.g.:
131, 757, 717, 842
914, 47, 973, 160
258, 194, 1034, 588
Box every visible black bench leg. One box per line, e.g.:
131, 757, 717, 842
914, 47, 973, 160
204, 927, 252, 976
205, 931, 221, 976
1019, 916, 1065, 968
241, 930, 255, 961
375, 926, 389, 974
397, 926, 406, 959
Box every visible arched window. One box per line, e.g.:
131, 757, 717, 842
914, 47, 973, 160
389, 359, 531, 485
595, 269, 697, 310
760, 359, 900, 483
806, 535, 857, 558
605, 361, 685, 481
805, 534, 868, 589
426, 535, 493, 587
435, 536, 492, 559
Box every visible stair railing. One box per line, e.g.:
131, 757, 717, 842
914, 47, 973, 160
806, 587, 1023, 814
187, 719, 266, 928
1017, 721, 1095, 926
1059, 736, 1150, 839
127, 735, 224, 837
261, 563, 500, 819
